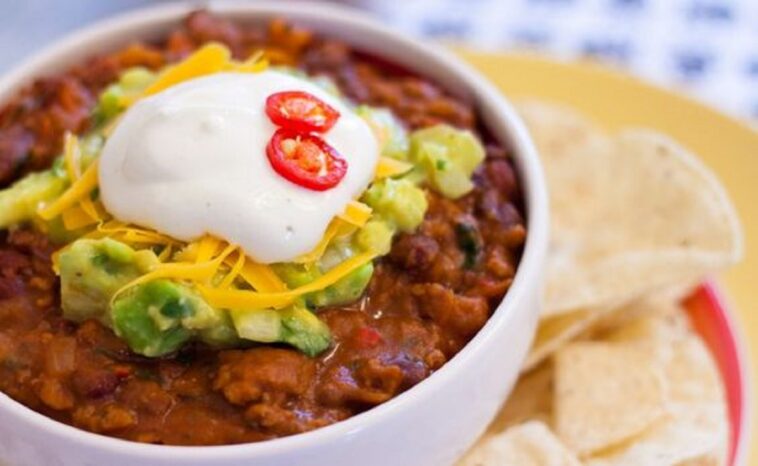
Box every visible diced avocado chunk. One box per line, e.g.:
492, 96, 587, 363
94, 67, 155, 123
272, 263, 319, 289
355, 220, 395, 255
0, 129, 104, 235
357, 106, 409, 161
120, 67, 155, 89
410, 124, 485, 199
95, 84, 123, 124
110, 280, 193, 357
0, 170, 67, 229
110, 279, 239, 355
230, 306, 331, 356
59, 238, 158, 323
177, 282, 238, 348
230, 308, 282, 343
308, 262, 374, 308
274, 261, 374, 309
362, 178, 428, 233
61, 241, 335, 357
317, 240, 357, 273
279, 306, 331, 357
197, 315, 239, 348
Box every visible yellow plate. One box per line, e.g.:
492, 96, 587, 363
459, 50, 758, 464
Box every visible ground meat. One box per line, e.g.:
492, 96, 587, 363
0, 12, 526, 445
214, 349, 316, 405
72, 403, 137, 433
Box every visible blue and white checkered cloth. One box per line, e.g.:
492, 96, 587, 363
1, 0, 756, 120
360, 0, 758, 120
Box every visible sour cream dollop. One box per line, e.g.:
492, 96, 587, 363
99, 71, 379, 263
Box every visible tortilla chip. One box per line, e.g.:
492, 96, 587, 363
489, 361, 554, 432
585, 301, 729, 466
457, 421, 582, 466
468, 299, 728, 466
601, 297, 693, 349
523, 293, 674, 371
518, 101, 742, 319
553, 342, 667, 456
523, 307, 600, 371
665, 335, 725, 406
516, 101, 742, 370
476, 101, 735, 465
585, 408, 725, 466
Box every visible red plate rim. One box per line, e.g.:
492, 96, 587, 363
683, 282, 751, 465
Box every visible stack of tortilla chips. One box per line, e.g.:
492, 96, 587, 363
458, 102, 743, 466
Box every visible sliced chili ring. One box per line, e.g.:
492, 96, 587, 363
266, 129, 348, 191
265, 90, 340, 133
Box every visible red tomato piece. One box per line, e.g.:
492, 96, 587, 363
356, 327, 383, 349
266, 129, 348, 191
265, 90, 340, 133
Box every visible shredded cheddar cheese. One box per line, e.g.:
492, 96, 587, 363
88, 221, 179, 246
198, 251, 376, 310
63, 132, 81, 181
144, 43, 231, 96
61, 206, 93, 230
294, 220, 342, 264
53, 134, 108, 228
78, 197, 101, 222
375, 156, 413, 179
224, 50, 268, 73
195, 235, 222, 263
38, 159, 99, 221
157, 244, 173, 262
219, 251, 246, 289
234, 260, 287, 293
111, 243, 237, 304
338, 201, 372, 227
43, 43, 384, 315
61, 202, 107, 230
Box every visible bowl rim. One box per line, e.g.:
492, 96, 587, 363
0, 0, 549, 459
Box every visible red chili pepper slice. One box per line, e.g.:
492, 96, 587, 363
266, 91, 340, 133
266, 128, 348, 191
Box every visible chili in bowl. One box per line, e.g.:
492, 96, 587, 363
0, 2, 548, 465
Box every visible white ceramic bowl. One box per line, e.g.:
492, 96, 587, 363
0, 2, 549, 465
